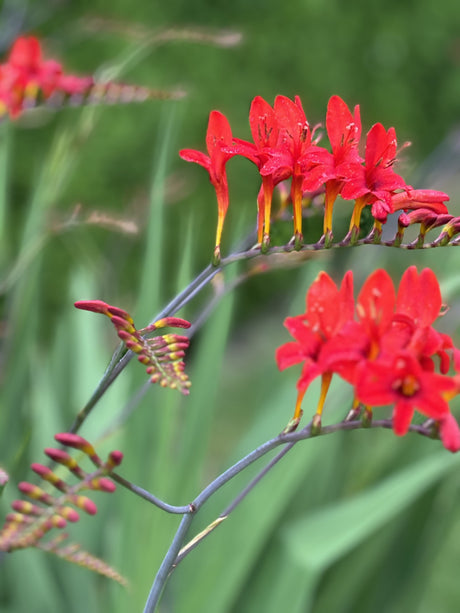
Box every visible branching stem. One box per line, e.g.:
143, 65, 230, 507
142, 417, 436, 612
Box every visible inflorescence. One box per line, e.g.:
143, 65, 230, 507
276, 266, 460, 452
180, 95, 454, 262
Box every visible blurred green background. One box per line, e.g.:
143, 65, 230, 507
1, 1, 460, 612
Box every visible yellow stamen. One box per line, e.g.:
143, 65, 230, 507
399, 375, 419, 397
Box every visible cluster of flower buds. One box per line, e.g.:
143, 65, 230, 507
180, 95, 450, 260
276, 266, 460, 452
0, 36, 181, 120
74, 300, 192, 394
0, 433, 122, 553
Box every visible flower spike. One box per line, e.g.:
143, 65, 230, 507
0, 36, 179, 121
74, 300, 192, 394
276, 266, 460, 451
0, 433, 126, 584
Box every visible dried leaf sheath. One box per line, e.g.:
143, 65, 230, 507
74, 300, 192, 394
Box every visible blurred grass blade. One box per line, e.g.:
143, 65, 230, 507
283, 450, 460, 573
0, 120, 11, 268
135, 101, 182, 324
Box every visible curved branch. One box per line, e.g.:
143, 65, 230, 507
142, 417, 438, 612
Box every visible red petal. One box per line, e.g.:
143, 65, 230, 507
297, 359, 322, 392
357, 269, 395, 333
326, 95, 361, 153
365, 123, 398, 168
275, 342, 307, 370
440, 413, 460, 452
396, 267, 442, 327
206, 110, 233, 156
249, 96, 279, 149
179, 149, 211, 170
274, 95, 311, 155
392, 402, 414, 436
9, 36, 42, 69
306, 271, 354, 337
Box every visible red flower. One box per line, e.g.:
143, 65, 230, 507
341, 123, 408, 229
355, 351, 456, 438
276, 270, 354, 424
303, 95, 362, 239
277, 266, 460, 447
0, 36, 94, 118
319, 269, 397, 383
180, 110, 237, 262
439, 413, 460, 453
226, 96, 288, 247
260, 95, 315, 243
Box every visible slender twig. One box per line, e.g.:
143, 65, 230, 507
220, 234, 459, 267
111, 472, 192, 515
69, 264, 220, 434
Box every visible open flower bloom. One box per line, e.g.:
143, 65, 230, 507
225, 96, 288, 246
355, 352, 457, 436
180, 110, 237, 262
340, 123, 408, 229
302, 95, 362, 239
276, 266, 460, 451
276, 270, 354, 424
260, 95, 316, 243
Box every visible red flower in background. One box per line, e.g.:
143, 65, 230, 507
0, 36, 94, 118
180, 110, 237, 263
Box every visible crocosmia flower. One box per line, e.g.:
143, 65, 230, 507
260, 95, 316, 244
276, 270, 354, 426
0, 35, 94, 119
225, 96, 288, 248
340, 122, 408, 229
180, 110, 237, 263
355, 352, 456, 436
276, 265, 460, 451
303, 95, 362, 240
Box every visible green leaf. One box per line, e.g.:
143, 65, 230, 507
282, 450, 460, 573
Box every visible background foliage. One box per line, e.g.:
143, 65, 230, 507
1, 1, 460, 611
